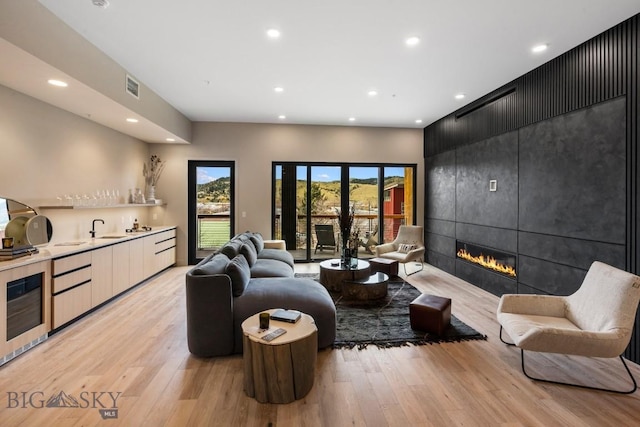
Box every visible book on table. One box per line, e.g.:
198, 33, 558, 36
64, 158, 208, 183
0, 245, 38, 259
270, 309, 301, 323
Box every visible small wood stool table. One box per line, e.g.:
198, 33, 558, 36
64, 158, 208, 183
242, 309, 317, 404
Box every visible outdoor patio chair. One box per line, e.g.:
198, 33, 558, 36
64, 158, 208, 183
314, 224, 337, 254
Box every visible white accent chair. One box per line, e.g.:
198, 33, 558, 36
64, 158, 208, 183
497, 261, 640, 393
374, 225, 425, 275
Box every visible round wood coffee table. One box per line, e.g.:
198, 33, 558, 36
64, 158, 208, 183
343, 272, 390, 301
319, 258, 370, 292
241, 309, 317, 404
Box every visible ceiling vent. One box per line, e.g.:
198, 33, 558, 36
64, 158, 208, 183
92, 0, 110, 8
126, 74, 140, 99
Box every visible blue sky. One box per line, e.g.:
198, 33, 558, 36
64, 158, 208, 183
197, 167, 231, 184
302, 166, 405, 182
218, 165, 406, 183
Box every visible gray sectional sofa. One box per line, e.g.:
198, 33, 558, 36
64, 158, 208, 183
185, 232, 336, 357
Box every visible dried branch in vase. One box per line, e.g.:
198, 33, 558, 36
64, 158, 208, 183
335, 203, 356, 246
143, 155, 165, 186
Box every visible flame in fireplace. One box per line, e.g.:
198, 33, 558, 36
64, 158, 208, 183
457, 248, 516, 277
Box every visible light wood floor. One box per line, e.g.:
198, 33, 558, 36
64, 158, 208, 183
2, 264, 640, 426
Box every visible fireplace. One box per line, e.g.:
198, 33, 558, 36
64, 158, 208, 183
456, 241, 516, 278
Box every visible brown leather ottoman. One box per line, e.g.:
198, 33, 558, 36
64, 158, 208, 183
409, 294, 451, 335
369, 257, 399, 277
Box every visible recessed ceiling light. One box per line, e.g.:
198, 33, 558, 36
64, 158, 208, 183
532, 44, 548, 53
166, 137, 175, 142
368, 90, 378, 97
278, 115, 286, 120
267, 29, 281, 38
126, 118, 139, 123
405, 36, 420, 46
415, 119, 423, 124
47, 79, 68, 87
348, 117, 356, 122
274, 86, 284, 93
455, 93, 465, 100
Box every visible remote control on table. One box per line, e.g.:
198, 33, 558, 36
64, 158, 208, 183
262, 328, 287, 342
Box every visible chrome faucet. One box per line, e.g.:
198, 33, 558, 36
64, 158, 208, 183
90, 219, 105, 238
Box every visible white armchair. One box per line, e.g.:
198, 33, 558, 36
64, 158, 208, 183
374, 225, 425, 275
497, 261, 640, 393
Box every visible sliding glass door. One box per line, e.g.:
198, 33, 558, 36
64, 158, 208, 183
348, 166, 380, 255
188, 161, 235, 265
273, 162, 416, 262
383, 166, 413, 243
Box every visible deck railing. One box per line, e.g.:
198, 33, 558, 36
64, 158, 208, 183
197, 214, 231, 250
197, 213, 407, 251
274, 214, 406, 249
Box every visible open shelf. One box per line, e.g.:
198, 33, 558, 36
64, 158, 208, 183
39, 203, 165, 210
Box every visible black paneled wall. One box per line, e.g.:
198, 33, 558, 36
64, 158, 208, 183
424, 14, 640, 362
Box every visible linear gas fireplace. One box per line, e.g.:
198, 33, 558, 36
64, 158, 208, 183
456, 241, 516, 278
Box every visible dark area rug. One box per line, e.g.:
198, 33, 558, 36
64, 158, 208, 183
296, 273, 487, 349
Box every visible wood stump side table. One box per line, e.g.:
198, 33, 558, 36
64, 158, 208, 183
241, 309, 317, 404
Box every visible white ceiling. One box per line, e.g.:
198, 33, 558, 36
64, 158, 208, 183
24, 1, 640, 130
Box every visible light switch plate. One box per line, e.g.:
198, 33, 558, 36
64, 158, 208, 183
489, 180, 497, 192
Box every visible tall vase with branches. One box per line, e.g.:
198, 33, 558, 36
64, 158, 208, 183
143, 155, 165, 202
335, 203, 357, 266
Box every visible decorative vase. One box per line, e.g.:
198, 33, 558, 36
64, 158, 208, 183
341, 232, 351, 267
146, 185, 156, 203
342, 246, 351, 267
134, 188, 145, 204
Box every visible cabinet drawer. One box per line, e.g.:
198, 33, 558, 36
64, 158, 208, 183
52, 266, 91, 294
154, 229, 175, 243
155, 238, 176, 253
52, 282, 92, 328
156, 247, 176, 270
53, 252, 92, 276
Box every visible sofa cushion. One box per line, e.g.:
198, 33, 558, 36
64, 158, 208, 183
191, 254, 230, 275
220, 240, 243, 259
240, 242, 258, 266
257, 248, 294, 268
226, 255, 251, 296
250, 259, 295, 278
398, 243, 416, 253
248, 232, 264, 252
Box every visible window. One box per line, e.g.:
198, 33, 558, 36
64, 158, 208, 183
273, 162, 416, 262
187, 161, 235, 264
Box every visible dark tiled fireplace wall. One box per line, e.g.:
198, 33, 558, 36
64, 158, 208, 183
424, 14, 640, 362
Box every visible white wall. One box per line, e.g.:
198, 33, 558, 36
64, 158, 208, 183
152, 122, 424, 265
0, 84, 155, 241
0, 84, 424, 265
0, 0, 191, 142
